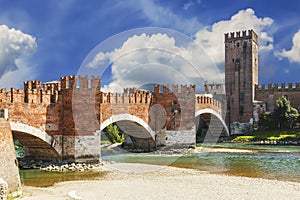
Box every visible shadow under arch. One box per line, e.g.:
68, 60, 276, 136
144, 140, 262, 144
10, 122, 61, 161
100, 114, 155, 139
195, 108, 229, 143
100, 114, 156, 151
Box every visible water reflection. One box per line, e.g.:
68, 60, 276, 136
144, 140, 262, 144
20, 169, 107, 187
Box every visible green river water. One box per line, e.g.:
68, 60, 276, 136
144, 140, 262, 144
20, 143, 300, 187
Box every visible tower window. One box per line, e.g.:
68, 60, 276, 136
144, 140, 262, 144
237, 42, 240, 48
239, 106, 244, 115
239, 92, 245, 100
243, 41, 247, 48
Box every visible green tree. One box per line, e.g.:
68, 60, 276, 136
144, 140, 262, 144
259, 111, 274, 129
273, 96, 299, 129
287, 107, 299, 129
105, 124, 124, 143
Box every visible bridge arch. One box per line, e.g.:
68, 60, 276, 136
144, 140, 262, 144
10, 122, 61, 161
100, 114, 155, 140
195, 108, 229, 136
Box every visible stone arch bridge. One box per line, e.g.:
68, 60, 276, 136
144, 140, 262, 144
0, 75, 227, 164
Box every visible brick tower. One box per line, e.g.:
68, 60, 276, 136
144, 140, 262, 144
225, 30, 258, 124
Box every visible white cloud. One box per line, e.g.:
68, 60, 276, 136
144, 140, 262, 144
195, 8, 273, 64
86, 32, 221, 93
275, 30, 300, 63
0, 59, 36, 89
84, 8, 274, 93
0, 25, 37, 88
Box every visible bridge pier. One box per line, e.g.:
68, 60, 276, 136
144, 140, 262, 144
0, 119, 21, 193
156, 129, 196, 149
62, 134, 101, 163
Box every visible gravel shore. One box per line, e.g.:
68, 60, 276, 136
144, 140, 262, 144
19, 163, 300, 200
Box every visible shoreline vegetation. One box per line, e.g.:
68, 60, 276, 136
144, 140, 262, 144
220, 130, 300, 145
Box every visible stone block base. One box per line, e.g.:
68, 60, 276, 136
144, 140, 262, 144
62, 134, 101, 163
165, 130, 195, 148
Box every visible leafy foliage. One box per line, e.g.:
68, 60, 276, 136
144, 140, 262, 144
14, 140, 24, 158
259, 96, 300, 129
105, 124, 124, 143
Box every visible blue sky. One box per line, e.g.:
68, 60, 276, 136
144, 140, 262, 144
0, 0, 300, 91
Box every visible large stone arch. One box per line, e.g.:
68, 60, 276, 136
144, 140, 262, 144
100, 114, 155, 140
195, 108, 229, 136
10, 122, 61, 161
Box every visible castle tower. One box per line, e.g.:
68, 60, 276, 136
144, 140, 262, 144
225, 30, 258, 124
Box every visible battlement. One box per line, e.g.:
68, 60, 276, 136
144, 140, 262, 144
43, 81, 60, 93
204, 82, 225, 95
24, 80, 42, 91
224, 29, 258, 44
153, 84, 195, 94
60, 75, 100, 90
255, 82, 300, 92
101, 89, 151, 104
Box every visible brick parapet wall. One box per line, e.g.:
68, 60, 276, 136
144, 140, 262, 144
255, 83, 300, 111
152, 85, 196, 131
255, 82, 300, 92
99, 90, 151, 124
195, 95, 223, 116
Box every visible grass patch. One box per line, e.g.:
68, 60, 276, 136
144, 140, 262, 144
232, 136, 255, 142
226, 130, 300, 143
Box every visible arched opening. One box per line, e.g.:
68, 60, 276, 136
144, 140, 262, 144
100, 114, 156, 152
10, 122, 61, 166
195, 109, 229, 143
13, 131, 61, 161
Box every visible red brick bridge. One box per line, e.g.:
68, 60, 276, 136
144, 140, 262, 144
0, 75, 227, 163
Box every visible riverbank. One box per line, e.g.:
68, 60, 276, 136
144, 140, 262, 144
19, 163, 300, 200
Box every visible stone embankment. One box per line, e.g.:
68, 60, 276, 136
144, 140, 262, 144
41, 162, 103, 172
18, 159, 103, 172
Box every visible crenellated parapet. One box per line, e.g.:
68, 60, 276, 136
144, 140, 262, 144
153, 84, 195, 94
24, 80, 42, 91
100, 89, 151, 104
255, 82, 300, 112
60, 75, 100, 91
255, 82, 300, 92
224, 29, 258, 44
43, 81, 60, 93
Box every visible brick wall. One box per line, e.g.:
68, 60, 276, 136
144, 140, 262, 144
152, 85, 195, 131
0, 119, 20, 193
255, 83, 300, 111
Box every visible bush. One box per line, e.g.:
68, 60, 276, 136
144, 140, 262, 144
105, 124, 124, 143
259, 96, 299, 130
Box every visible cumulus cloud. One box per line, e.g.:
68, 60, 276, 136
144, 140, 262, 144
84, 8, 274, 93
195, 8, 274, 64
0, 25, 37, 88
275, 30, 300, 63
84, 32, 222, 93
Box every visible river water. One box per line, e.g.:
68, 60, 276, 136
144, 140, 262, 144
20, 143, 300, 187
